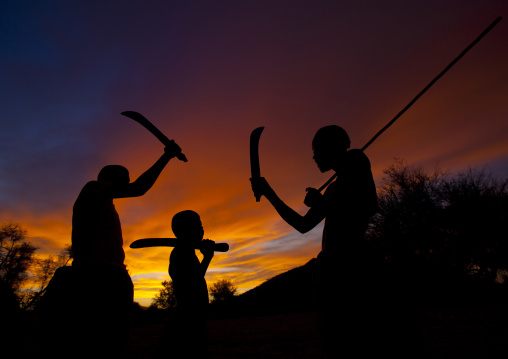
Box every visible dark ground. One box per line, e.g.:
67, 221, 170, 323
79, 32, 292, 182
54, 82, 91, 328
126, 260, 508, 358
128, 311, 323, 359
126, 306, 508, 359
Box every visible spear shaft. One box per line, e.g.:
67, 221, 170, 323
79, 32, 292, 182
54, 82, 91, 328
317, 16, 502, 193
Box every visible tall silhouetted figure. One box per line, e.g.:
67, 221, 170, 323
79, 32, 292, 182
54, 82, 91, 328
155, 210, 215, 359
251, 126, 415, 358
59, 142, 181, 358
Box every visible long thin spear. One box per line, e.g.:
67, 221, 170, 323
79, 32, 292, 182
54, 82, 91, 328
317, 16, 502, 193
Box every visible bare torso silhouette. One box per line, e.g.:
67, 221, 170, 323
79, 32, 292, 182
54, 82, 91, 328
170, 247, 210, 312
320, 149, 377, 253
72, 180, 125, 267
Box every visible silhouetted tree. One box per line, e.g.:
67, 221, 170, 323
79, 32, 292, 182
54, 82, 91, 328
0, 222, 35, 353
441, 168, 508, 282
367, 160, 508, 290
151, 280, 176, 309
209, 279, 237, 303
19, 245, 72, 310
367, 160, 446, 277
0, 222, 37, 296
1, 222, 74, 312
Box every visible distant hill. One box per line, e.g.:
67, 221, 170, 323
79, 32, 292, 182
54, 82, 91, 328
209, 258, 317, 318
207, 254, 508, 320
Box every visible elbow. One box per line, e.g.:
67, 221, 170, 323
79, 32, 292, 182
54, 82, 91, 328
123, 189, 147, 198
294, 224, 313, 234
128, 182, 150, 197
286, 216, 315, 234
136, 188, 149, 197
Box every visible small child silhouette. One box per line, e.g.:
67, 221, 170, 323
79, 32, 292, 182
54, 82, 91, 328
155, 210, 215, 359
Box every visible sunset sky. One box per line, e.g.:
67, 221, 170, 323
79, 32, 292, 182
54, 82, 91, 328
1, 1, 507, 306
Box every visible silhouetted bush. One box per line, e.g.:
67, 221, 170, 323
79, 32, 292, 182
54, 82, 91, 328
151, 280, 176, 310
367, 160, 508, 305
209, 279, 237, 303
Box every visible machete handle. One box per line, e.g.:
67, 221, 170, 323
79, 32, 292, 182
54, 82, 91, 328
166, 140, 188, 162
207, 243, 229, 252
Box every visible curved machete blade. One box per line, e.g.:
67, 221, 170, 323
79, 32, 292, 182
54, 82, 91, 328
121, 111, 188, 162
130, 238, 229, 252
130, 238, 180, 248
250, 127, 264, 202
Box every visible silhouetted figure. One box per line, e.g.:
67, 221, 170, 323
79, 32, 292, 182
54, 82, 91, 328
37, 142, 182, 359
251, 126, 421, 358
155, 210, 215, 359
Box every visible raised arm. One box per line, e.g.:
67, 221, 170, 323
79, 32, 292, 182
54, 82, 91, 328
199, 239, 215, 276
112, 142, 181, 198
251, 177, 325, 233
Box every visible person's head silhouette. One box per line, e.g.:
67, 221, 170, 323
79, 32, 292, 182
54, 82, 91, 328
97, 165, 130, 185
312, 125, 350, 173
172, 210, 205, 245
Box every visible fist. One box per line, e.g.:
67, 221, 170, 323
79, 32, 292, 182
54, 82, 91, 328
199, 239, 215, 257
304, 187, 323, 207
164, 140, 182, 159
250, 177, 269, 200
